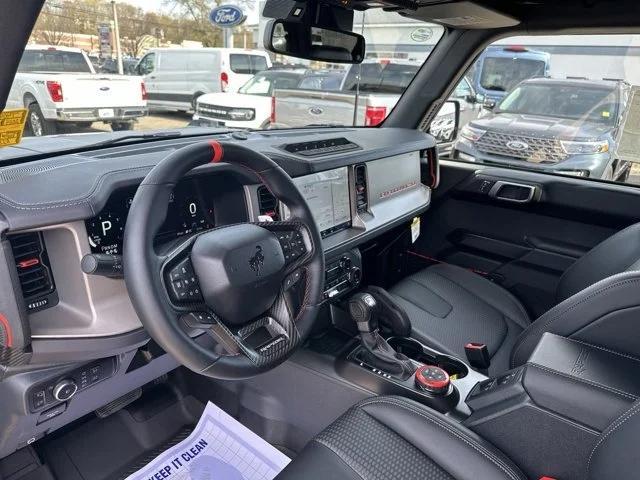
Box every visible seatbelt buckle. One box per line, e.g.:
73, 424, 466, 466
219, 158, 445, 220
465, 342, 491, 370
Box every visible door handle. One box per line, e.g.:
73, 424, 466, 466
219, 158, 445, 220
488, 181, 538, 203
149, 76, 156, 79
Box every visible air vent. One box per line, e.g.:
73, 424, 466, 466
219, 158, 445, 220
257, 186, 280, 221
354, 164, 369, 214
8, 232, 58, 312
282, 138, 360, 157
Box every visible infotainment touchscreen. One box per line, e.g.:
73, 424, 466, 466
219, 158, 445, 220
284, 167, 351, 238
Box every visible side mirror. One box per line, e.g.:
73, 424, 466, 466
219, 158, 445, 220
430, 100, 461, 149
264, 19, 365, 64
483, 98, 496, 111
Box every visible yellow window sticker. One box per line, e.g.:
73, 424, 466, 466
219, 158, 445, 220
0, 109, 28, 147
602, 111, 611, 118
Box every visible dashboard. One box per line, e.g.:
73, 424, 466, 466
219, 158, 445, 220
0, 127, 435, 460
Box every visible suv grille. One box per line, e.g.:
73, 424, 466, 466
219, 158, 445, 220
476, 131, 568, 163
197, 103, 254, 121
197, 103, 232, 120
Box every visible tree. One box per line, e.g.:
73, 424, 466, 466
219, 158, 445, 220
32, 2, 77, 45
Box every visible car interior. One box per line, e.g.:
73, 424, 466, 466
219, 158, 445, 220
3, 1, 640, 479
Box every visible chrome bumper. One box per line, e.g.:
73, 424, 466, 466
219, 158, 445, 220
56, 107, 147, 122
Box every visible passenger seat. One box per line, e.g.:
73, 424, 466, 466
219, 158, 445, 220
389, 222, 640, 375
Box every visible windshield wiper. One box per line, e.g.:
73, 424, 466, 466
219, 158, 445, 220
88, 131, 184, 148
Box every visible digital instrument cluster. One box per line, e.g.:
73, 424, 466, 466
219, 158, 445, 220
85, 180, 215, 255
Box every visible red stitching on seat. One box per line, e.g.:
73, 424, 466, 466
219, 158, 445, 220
209, 140, 224, 163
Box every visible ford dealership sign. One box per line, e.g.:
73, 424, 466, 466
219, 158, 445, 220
209, 5, 246, 28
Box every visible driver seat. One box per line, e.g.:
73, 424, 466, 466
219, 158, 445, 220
276, 395, 639, 479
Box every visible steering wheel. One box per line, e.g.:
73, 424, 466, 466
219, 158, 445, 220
123, 141, 325, 379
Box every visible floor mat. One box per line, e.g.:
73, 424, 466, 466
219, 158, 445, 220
123, 402, 291, 480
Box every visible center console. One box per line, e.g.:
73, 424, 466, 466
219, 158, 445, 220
461, 333, 640, 480
326, 291, 640, 480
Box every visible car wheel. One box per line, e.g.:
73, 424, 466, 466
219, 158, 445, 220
27, 103, 57, 137
111, 122, 134, 132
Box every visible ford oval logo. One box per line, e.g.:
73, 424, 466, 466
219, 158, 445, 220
99, 86, 110, 91
506, 140, 529, 151
209, 5, 246, 28
309, 107, 323, 115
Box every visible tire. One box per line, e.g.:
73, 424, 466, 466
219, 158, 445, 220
27, 103, 57, 137
111, 122, 134, 132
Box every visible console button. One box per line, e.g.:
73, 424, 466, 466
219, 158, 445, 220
33, 390, 46, 409
53, 379, 78, 402
415, 365, 450, 395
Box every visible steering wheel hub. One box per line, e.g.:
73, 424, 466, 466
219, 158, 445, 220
191, 224, 286, 325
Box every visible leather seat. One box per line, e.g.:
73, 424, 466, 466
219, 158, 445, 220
276, 395, 640, 479
389, 222, 640, 375
276, 396, 526, 480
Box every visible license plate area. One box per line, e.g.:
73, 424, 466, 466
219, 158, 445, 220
98, 108, 115, 119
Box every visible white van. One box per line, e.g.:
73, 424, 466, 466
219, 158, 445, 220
135, 48, 271, 112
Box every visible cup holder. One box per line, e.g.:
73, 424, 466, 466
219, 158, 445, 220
387, 337, 469, 379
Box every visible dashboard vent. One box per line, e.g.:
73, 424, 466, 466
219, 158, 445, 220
282, 138, 360, 157
354, 164, 369, 214
8, 232, 58, 312
257, 186, 280, 221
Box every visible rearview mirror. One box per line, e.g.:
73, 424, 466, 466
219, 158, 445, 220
265, 19, 365, 64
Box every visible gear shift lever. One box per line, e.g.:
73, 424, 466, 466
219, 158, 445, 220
348, 293, 414, 379
349, 292, 380, 334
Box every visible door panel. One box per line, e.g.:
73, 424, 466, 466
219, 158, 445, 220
412, 161, 640, 318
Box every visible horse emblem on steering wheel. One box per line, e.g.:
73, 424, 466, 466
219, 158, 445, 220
249, 245, 265, 276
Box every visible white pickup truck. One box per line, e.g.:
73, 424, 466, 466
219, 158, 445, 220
6, 45, 147, 136
272, 60, 481, 132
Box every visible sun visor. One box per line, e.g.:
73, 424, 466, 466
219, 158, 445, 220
401, 1, 520, 29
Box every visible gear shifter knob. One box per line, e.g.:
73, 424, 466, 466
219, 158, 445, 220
348, 292, 378, 333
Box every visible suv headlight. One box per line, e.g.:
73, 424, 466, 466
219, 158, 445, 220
228, 108, 255, 121
560, 140, 609, 154
460, 125, 486, 142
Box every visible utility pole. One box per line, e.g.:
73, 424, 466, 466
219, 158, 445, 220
111, 0, 124, 75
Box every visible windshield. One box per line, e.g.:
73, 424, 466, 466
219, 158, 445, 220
4, 2, 442, 145
480, 57, 546, 92
497, 82, 619, 123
